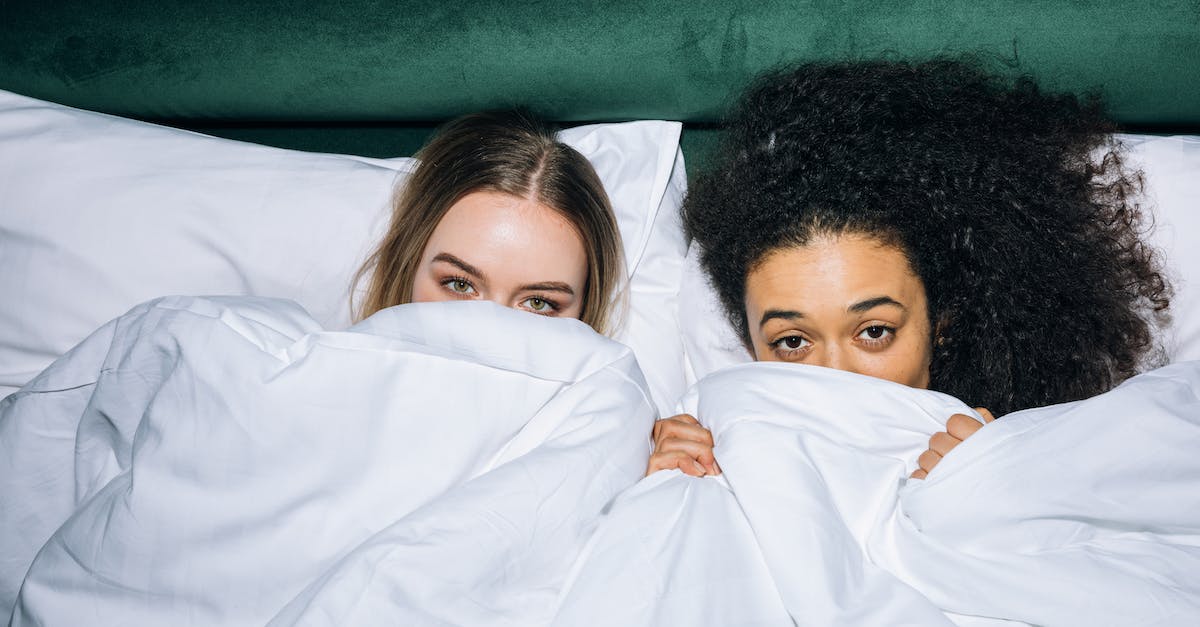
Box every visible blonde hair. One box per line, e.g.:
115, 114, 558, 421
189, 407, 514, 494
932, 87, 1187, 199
353, 110, 624, 334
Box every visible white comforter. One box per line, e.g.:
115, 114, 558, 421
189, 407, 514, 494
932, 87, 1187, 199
5, 297, 1198, 626
554, 362, 1200, 627
0, 297, 655, 626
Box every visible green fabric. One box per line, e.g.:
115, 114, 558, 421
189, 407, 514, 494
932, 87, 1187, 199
183, 123, 721, 171
185, 124, 439, 159
3, 0, 1198, 161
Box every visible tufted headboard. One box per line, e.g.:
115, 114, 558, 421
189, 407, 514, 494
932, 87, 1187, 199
3, 0, 1199, 168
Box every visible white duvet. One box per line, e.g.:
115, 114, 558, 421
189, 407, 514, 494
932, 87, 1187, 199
555, 362, 1200, 626
0, 296, 655, 625
4, 296, 1199, 626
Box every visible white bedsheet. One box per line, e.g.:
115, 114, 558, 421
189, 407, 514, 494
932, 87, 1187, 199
0, 297, 655, 625
6, 297, 1197, 626
555, 362, 1200, 626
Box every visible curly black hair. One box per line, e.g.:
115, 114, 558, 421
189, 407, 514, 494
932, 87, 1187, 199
684, 58, 1170, 416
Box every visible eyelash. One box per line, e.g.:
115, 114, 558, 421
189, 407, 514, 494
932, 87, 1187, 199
441, 275, 477, 297
440, 276, 561, 314
770, 334, 812, 359
856, 325, 896, 347
521, 296, 561, 315
768, 325, 897, 358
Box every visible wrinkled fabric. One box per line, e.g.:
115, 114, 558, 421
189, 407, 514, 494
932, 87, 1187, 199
1, 297, 654, 626
556, 363, 1200, 627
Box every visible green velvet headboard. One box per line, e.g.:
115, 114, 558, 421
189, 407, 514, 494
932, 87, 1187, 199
4, 0, 1199, 168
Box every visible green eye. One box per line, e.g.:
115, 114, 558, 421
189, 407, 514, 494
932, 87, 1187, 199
521, 297, 557, 314
443, 278, 475, 295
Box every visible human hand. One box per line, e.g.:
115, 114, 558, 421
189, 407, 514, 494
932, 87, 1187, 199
646, 413, 721, 477
910, 407, 995, 479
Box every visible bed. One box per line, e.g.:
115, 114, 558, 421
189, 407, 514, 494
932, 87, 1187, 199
3, 2, 1200, 626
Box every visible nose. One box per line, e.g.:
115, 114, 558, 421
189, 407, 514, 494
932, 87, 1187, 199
811, 344, 853, 375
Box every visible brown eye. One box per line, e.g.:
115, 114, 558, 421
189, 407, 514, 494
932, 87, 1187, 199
771, 335, 810, 352
856, 325, 895, 344
769, 333, 812, 360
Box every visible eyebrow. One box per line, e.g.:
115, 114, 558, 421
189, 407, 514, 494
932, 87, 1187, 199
431, 253, 486, 281
520, 282, 576, 296
759, 309, 803, 327
431, 253, 576, 296
759, 296, 906, 328
847, 296, 906, 314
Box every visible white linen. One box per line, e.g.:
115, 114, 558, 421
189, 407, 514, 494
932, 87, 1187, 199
678, 244, 752, 386
0, 89, 690, 415
1123, 133, 1200, 363
556, 362, 1200, 626
0, 297, 655, 625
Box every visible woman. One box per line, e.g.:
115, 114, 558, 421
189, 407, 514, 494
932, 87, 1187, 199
650, 59, 1170, 478
354, 110, 625, 334
1, 110, 642, 624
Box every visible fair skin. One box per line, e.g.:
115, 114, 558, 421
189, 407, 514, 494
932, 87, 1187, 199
647, 233, 994, 478
411, 190, 588, 320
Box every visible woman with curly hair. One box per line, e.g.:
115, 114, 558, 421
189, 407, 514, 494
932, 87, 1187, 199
648, 58, 1170, 478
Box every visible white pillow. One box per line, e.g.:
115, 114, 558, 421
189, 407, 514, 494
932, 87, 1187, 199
1119, 134, 1200, 364
680, 133, 1200, 385
0, 90, 688, 413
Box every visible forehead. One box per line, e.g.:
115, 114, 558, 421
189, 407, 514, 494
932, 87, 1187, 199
746, 234, 924, 310
431, 190, 578, 243
424, 190, 587, 284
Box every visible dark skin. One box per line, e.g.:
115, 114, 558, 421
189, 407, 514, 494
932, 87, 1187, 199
647, 234, 992, 478
683, 60, 1168, 421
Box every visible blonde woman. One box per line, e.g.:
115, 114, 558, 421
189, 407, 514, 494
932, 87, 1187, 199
355, 110, 625, 334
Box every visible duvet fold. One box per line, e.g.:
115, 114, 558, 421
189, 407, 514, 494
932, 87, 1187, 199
554, 362, 1200, 627
0, 296, 654, 626
5, 296, 1198, 626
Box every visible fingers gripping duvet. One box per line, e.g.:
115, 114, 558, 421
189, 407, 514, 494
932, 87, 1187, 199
0, 297, 655, 626
555, 362, 1200, 627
